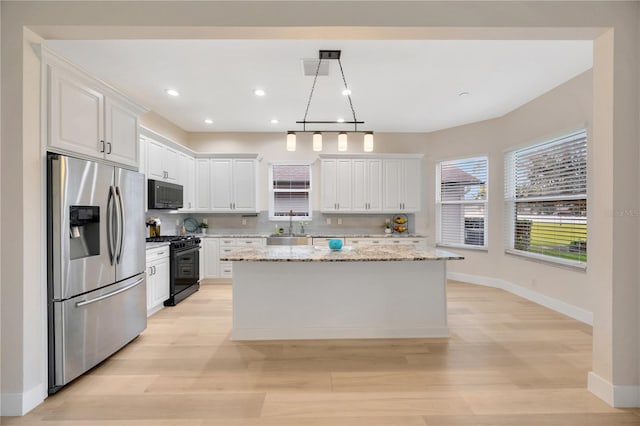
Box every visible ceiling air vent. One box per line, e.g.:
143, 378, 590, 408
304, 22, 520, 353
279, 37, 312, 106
301, 59, 330, 76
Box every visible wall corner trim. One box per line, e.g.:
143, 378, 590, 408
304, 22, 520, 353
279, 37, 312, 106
1, 383, 46, 416
588, 371, 640, 408
447, 272, 593, 325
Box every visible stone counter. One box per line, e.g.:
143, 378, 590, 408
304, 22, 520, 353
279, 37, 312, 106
219, 245, 462, 262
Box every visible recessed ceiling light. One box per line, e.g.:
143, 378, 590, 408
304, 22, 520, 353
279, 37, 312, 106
342, 89, 352, 96
254, 89, 266, 97
166, 89, 180, 97
270, 119, 280, 124
204, 119, 213, 124
458, 91, 470, 97
337, 118, 345, 123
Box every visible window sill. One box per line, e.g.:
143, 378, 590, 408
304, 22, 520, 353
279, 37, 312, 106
505, 249, 587, 271
436, 243, 488, 252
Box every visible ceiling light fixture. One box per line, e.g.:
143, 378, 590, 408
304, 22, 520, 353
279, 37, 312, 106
287, 50, 373, 153
270, 119, 280, 124
254, 89, 266, 97
166, 89, 180, 97
204, 118, 213, 124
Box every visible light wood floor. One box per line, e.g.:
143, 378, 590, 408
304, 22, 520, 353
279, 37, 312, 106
4, 281, 640, 425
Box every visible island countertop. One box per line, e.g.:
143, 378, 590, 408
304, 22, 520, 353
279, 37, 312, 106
219, 245, 463, 262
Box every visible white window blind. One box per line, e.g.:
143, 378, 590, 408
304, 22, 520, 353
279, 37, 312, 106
504, 129, 587, 266
269, 163, 312, 220
436, 156, 488, 248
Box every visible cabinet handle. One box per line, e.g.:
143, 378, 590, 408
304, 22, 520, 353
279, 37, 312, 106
99, 140, 105, 153
106, 142, 112, 154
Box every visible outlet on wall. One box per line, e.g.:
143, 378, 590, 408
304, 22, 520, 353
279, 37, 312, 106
337, 218, 342, 225
242, 218, 247, 226
326, 218, 332, 225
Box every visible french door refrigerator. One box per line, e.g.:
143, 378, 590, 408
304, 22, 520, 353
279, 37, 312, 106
47, 153, 147, 393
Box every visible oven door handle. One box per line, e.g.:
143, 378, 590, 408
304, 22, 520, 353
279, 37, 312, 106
76, 277, 144, 308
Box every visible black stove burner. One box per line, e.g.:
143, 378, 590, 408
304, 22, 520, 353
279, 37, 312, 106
146, 235, 201, 251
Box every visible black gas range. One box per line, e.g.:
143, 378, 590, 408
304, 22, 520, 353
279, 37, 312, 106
146, 235, 201, 306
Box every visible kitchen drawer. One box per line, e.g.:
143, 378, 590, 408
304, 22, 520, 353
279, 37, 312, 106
219, 261, 233, 278
219, 238, 264, 247
146, 246, 169, 262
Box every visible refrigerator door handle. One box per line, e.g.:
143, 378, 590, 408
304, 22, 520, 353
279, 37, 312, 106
75, 277, 144, 308
115, 186, 125, 264
107, 186, 116, 265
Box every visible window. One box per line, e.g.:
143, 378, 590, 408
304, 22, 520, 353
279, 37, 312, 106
269, 163, 312, 220
504, 129, 587, 267
436, 156, 488, 248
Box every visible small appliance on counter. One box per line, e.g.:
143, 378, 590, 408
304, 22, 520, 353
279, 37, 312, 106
146, 216, 161, 237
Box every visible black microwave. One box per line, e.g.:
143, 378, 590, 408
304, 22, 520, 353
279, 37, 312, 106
148, 179, 183, 209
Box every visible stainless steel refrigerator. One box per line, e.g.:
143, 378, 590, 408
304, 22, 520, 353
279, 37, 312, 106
47, 153, 147, 393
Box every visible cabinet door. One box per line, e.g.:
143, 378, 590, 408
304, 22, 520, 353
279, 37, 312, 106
49, 65, 104, 159
335, 159, 352, 211
183, 156, 196, 210
402, 158, 421, 212
146, 264, 155, 312
367, 159, 383, 211
195, 159, 211, 210
104, 97, 139, 168
351, 159, 367, 212
152, 257, 170, 307
164, 147, 179, 182
382, 159, 403, 212
203, 238, 219, 278
146, 139, 166, 181
320, 159, 338, 212
210, 159, 233, 211
232, 159, 257, 212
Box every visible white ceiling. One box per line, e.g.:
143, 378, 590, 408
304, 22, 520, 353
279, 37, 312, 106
45, 39, 593, 133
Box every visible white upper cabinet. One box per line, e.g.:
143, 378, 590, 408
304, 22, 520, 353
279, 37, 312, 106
321, 155, 421, 214
351, 159, 382, 212
146, 138, 178, 183
320, 159, 352, 212
195, 159, 212, 210
178, 153, 196, 210
208, 158, 258, 212
382, 158, 421, 212
45, 51, 145, 168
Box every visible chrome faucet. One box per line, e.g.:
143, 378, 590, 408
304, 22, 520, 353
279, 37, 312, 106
288, 209, 294, 236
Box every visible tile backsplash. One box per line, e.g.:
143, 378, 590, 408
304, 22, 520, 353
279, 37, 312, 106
147, 210, 415, 236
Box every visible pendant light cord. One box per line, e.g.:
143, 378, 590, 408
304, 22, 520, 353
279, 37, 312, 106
302, 58, 323, 130
338, 58, 358, 131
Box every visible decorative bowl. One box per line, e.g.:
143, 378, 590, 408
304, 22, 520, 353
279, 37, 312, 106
328, 239, 343, 250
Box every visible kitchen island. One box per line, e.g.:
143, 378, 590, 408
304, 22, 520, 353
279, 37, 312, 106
220, 245, 463, 341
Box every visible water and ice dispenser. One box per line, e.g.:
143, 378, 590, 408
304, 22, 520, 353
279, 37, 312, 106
69, 205, 100, 260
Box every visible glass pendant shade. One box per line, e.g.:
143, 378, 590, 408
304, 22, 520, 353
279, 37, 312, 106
338, 132, 348, 152
313, 132, 323, 151
363, 132, 374, 152
286, 132, 296, 151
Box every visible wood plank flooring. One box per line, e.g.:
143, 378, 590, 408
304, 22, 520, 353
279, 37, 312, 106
3, 281, 639, 425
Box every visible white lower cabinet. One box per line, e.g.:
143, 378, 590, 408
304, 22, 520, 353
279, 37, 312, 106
146, 246, 170, 316
218, 238, 265, 277
346, 237, 427, 248
202, 238, 220, 279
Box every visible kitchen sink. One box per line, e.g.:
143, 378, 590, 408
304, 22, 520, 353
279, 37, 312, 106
266, 235, 310, 246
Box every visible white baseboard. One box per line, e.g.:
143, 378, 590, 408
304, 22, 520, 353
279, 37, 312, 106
447, 272, 593, 325
232, 326, 450, 341
588, 371, 640, 407
1, 383, 45, 416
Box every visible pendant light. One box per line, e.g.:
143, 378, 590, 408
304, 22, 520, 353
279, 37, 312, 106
313, 132, 323, 151
338, 132, 348, 152
287, 50, 373, 152
363, 132, 374, 152
286, 131, 296, 152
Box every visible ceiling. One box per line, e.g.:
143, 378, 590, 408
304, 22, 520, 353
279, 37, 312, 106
44, 39, 593, 133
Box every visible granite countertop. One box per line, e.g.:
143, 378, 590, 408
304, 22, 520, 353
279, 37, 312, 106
219, 245, 463, 262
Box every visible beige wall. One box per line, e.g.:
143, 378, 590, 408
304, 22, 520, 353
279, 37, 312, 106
1, 0, 638, 415
140, 111, 188, 147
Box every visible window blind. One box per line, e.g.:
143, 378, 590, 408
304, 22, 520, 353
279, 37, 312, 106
504, 130, 587, 265
437, 157, 488, 247
270, 164, 312, 218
